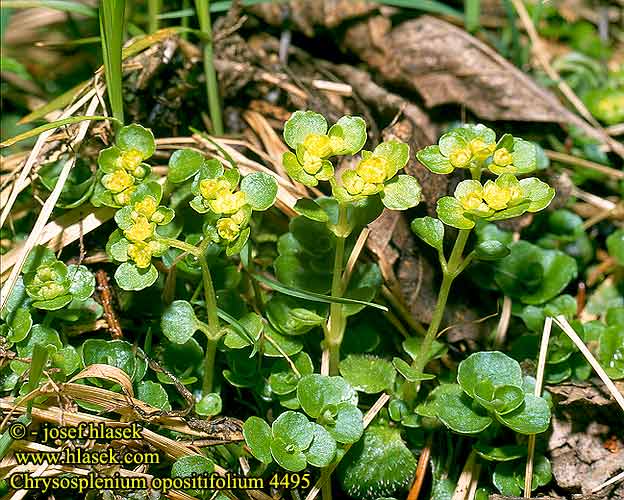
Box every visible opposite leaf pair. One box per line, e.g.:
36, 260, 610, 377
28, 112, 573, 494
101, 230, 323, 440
418, 351, 551, 435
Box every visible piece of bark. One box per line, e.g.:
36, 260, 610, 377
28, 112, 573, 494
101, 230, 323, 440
547, 380, 618, 408
343, 16, 609, 145
250, 0, 377, 37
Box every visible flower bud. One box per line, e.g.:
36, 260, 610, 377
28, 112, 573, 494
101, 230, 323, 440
357, 156, 388, 184
482, 182, 510, 210
458, 191, 484, 211
303, 134, 332, 158
302, 151, 323, 175
134, 196, 157, 218
493, 148, 513, 167
128, 241, 152, 268
199, 179, 231, 201
40, 282, 66, 300
449, 147, 472, 168
209, 191, 247, 215
102, 169, 134, 194
119, 149, 143, 171
342, 170, 365, 195
216, 217, 240, 241
124, 215, 155, 242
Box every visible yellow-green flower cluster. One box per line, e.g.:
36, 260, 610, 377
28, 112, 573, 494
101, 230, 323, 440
113, 193, 172, 269
342, 154, 392, 196
95, 124, 155, 208
197, 177, 250, 242
437, 174, 555, 229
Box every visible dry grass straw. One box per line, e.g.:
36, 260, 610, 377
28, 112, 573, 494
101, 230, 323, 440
524, 317, 552, 497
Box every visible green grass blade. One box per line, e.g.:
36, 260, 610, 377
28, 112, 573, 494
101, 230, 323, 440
1, 0, 97, 17
100, 0, 125, 126
1, 115, 114, 148
217, 308, 258, 355
0, 415, 32, 460
148, 0, 160, 32
157, 8, 194, 19
465, 0, 480, 32
253, 273, 388, 312
376, 0, 463, 18
194, 0, 223, 135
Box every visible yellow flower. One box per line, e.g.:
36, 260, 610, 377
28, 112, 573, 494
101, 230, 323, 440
357, 156, 388, 184
458, 191, 484, 211
302, 151, 323, 175
128, 242, 152, 268
329, 135, 346, 154
483, 182, 515, 210
303, 134, 332, 158
114, 186, 135, 206
343, 170, 365, 195
449, 147, 472, 168
217, 218, 240, 241
124, 215, 155, 242
102, 169, 134, 194
209, 191, 247, 215
118, 149, 143, 171
40, 282, 66, 300
469, 139, 495, 161
199, 179, 231, 201
493, 148, 513, 167
134, 196, 157, 218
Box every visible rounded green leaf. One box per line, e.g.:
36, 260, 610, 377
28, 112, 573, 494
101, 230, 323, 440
305, 423, 337, 467
439, 131, 468, 157
425, 384, 493, 434
374, 141, 410, 178
17, 324, 62, 357
240, 172, 278, 211
67, 264, 95, 301
511, 138, 537, 173
327, 403, 364, 444
117, 124, 155, 159
196, 393, 222, 416
411, 216, 444, 252
339, 354, 396, 394
52, 345, 80, 375
297, 374, 358, 418
519, 177, 555, 212
283, 110, 328, 149
269, 352, 314, 396
137, 380, 171, 411
270, 436, 307, 472
114, 262, 158, 291
282, 151, 318, 187
458, 351, 524, 397
381, 175, 422, 210
130, 180, 162, 205
98, 146, 122, 173
492, 461, 522, 496
172, 454, 214, 476
416, 145, 453, 174
436, 196, 475, 229
293, 198, 329, 222
496, 394, 551, 434
329, 116, 367, 155
474, 241, 510, 261
161, 300, 199, 344
168, 148, 205, 183
243, 416, 273, 464
6, 308, 32, 343
495, 241, 578, 304
272, 411, 314, 450
32, 294, 72, 311
338, 424, 416, 500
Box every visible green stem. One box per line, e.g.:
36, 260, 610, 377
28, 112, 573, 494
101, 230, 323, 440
147, 0, 160, 33
327, 205, 348, 376
159, 238, 201, 257
200, 258, 220, 395
194, 0, 223, 135
406, 229, 471, 401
